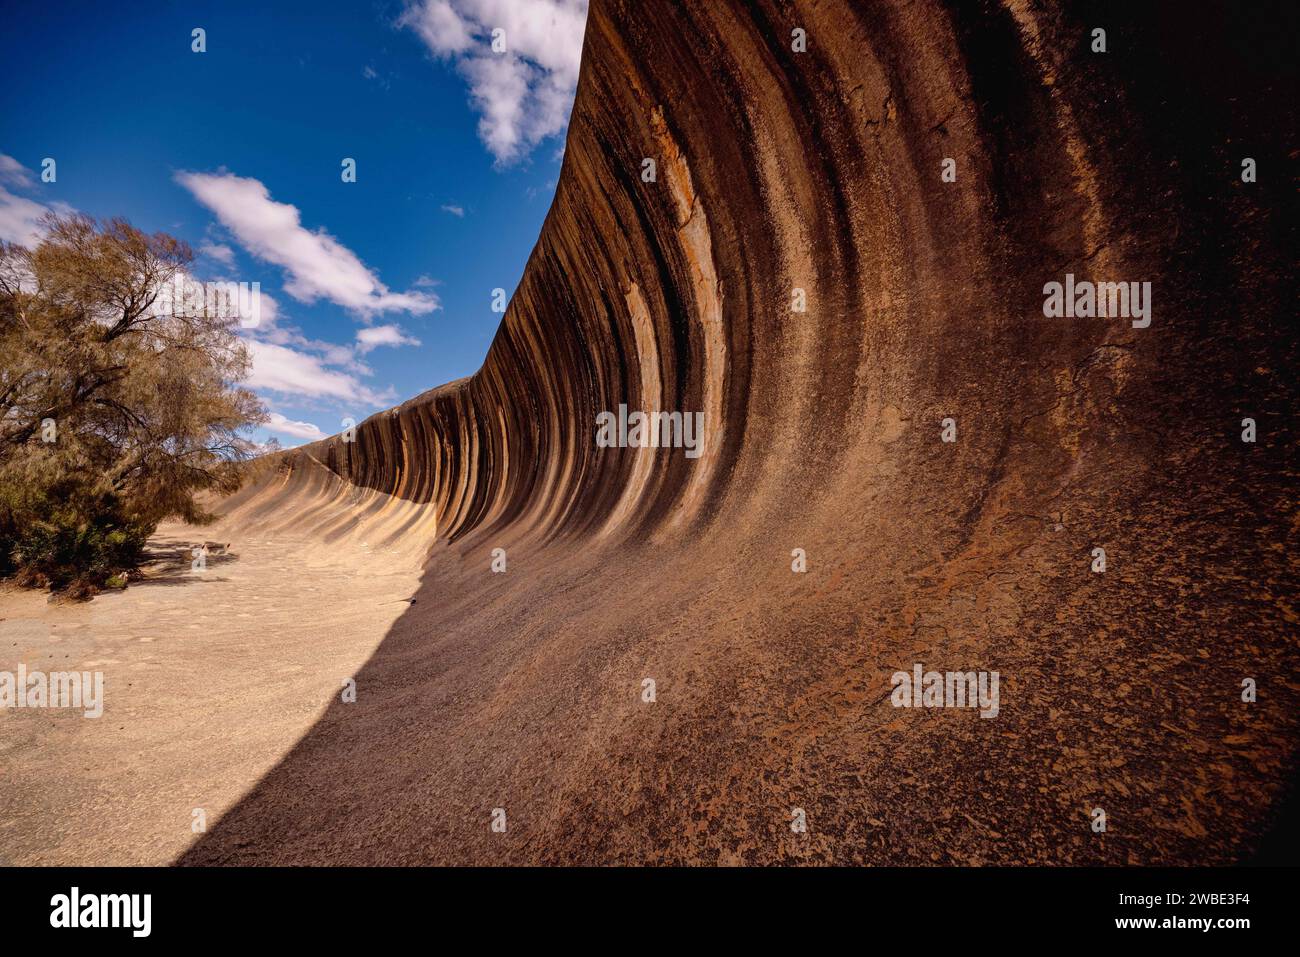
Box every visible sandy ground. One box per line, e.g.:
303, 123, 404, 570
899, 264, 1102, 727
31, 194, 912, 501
0, 522, 423, 865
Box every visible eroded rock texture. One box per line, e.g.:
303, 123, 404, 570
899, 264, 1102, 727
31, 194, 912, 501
183, 0, 1298, 864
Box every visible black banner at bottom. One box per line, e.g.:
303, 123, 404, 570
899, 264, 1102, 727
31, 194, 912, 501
0, 865, 1288, 943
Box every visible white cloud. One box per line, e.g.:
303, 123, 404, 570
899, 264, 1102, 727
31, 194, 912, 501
362, 64, 394, 90
239, 284, 280, 330
174, 170, 439, 317
401, 0, 475, 55
0, 155, 73, 246
0, 154, 35, 189
235, 291, 410, 406
153, 271, 398, 415
399, 0, 588, 165
244, 339, 394, 407
440, 203, 465, 217
0, 187, 52, 246
356, 324, 422, 353
199, 241, 236, 266
264, 411, 328, 441
0, 157, 402, 420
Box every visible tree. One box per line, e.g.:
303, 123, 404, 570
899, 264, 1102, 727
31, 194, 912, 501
0, 213, 266, 595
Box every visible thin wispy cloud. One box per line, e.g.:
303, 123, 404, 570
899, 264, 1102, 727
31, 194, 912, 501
174, 170, 439, 317
362, 63, 394, 89
0, 153, 35, 189
0, 187, 53, 246
244, 339, 395, 407
440, 203, 465, 217
264, 411, 328, 441
0, 153, 73, 246
356, 324, 422, 353
398, 0, 588, 166
199, 241, 236, 266
236, 292, 403, 404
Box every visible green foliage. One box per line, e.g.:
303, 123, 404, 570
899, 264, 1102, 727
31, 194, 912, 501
0, 214, 266, 597
5, 498, 149, 596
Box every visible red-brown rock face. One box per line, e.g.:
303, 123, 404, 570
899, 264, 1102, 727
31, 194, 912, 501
184, 0, 1299, 864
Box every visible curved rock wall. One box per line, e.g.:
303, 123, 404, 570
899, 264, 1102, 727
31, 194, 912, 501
287, 1, 1296, 556
198, 0, 1298, 864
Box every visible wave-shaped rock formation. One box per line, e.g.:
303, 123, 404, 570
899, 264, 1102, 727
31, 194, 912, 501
183, 0, 1298, 864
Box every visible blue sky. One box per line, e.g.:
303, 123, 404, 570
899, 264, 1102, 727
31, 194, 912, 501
0, 0, 588, 444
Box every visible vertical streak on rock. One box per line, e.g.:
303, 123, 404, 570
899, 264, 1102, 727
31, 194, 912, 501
647, 105, 727, 532
600, 280, 660, 535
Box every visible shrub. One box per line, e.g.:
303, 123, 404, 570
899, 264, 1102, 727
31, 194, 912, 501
0, 214, 265, 597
